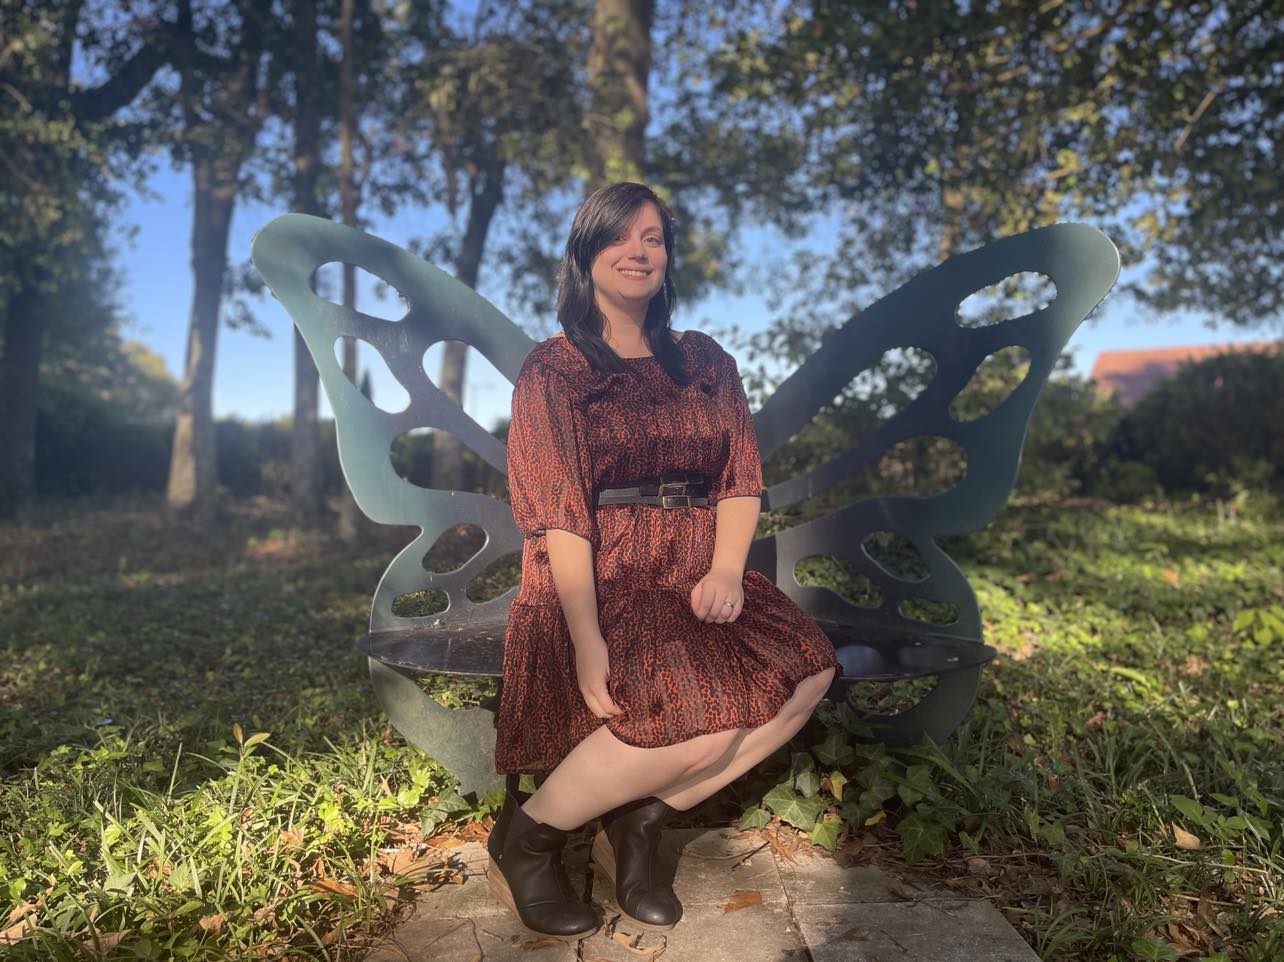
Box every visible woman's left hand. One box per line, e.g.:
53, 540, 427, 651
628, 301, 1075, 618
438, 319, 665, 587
691, 569, 744, 623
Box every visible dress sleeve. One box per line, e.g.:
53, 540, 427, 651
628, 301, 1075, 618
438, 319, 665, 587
506, 357, 598, 545
710, 349, 765, 505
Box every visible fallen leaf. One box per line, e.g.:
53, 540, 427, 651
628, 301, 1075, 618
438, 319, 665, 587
967, 857, 995, 877
1162, 568, 1179, 587
520, 935, 566, 950
723, 889, 762, 913
79, 927, 128, 953
198, 913, 223, 933
0, 913, 36, 945
1172, 822, 1202, 850
378, 846, 442, 880
761, 828, 796, 863
607, 924, 667, 958
310, 878, 357, 897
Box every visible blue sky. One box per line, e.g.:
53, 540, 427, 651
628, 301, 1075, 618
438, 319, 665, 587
114, 162, 1272, 435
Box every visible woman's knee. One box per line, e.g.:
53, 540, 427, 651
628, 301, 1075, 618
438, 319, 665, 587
790, 667, 836, 712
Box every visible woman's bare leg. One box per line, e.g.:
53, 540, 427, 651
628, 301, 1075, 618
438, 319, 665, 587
657, 667, 836, 811
520, 667, 836, 830
519, 723, 739, 830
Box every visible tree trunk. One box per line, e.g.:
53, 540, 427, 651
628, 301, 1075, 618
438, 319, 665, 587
165, 0, 264, 525
337, 0, 363, 543
585, 0, 654, 191
430, 159, 506, 493
166, 154, 237, 522
0, 286, 44, 518
290, 0, 324, 521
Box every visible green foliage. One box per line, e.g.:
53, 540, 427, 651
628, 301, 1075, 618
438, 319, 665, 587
734, 495, 1284, 958
0, 498, 489, 959
1116, 349, 1284, 497
36, 380, 171, 496
2, 490, 1282, 958
660, 2, 1283, 329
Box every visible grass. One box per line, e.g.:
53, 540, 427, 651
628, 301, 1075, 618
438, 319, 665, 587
0, 490, 1281, 960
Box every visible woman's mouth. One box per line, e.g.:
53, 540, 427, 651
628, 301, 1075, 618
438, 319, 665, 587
618, 267, 650, 279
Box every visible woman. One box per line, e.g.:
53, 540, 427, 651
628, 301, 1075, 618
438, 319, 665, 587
487, 181, 841, 939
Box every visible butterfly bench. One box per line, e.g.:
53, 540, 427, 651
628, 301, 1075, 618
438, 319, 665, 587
251, 216, 1119, 797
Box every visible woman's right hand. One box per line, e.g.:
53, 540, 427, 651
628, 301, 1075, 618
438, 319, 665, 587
574, 634, 626, 719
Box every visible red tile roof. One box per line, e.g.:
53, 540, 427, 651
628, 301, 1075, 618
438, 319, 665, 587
1089, 341, 1280, 407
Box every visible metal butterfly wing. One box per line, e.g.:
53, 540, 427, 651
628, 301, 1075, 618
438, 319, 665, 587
251, 213, 1119, 795
750, 223, 1119, 745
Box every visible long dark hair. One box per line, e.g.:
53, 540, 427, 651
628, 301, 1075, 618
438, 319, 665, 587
556, 182, 691, 384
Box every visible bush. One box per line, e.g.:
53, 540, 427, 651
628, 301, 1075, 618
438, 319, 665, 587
35, 380, 171, 496
1114, 348, 1284, 496
36, 384, 347, 501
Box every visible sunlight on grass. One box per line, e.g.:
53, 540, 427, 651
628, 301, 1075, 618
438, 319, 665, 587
1, 493, 1281, 959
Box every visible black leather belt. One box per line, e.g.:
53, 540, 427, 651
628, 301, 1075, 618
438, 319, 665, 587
594, 471, 711, 508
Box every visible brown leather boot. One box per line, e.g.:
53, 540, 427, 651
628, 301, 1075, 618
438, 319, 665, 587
591, 796, 682, 929
486, 788, 602, 938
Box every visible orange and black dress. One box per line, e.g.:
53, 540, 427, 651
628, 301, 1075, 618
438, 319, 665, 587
495, 330, 841, 775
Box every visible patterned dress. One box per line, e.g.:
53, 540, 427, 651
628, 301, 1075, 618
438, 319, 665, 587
495, 329, 841, 775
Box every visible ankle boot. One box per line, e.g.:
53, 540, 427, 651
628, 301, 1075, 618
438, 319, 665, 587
591, 796, 682, 929
486, 789, 601, 939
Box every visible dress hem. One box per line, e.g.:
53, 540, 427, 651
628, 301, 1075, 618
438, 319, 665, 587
493, 657, 839, 776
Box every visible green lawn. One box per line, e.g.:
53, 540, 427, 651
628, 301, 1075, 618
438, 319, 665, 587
1, 492, 1280, 960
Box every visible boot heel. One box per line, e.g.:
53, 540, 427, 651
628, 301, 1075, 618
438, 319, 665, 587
486, 857, 516, 912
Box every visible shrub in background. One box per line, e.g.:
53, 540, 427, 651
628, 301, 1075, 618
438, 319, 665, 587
1114, 348, 1284, 497
35, 380, 171, 496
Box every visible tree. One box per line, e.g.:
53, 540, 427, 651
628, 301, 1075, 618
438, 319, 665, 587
0, 1, 175, 517
584, 0, 654, 190
655, 1, 1284, 353
389, 0, 589, 492
164, 0, 273, 523
288, 0, 326, 520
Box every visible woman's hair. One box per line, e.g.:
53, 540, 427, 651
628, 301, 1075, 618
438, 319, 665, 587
556, 181, 692, 384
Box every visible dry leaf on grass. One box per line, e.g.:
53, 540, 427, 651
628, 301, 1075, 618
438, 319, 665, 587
1172, 822, 1202, 850
310, 878, 357, 897
723, 889, 763, 913
79, 928, 127, 953
377, 846, 444, 880
198, 913, 223, 933
0, 906, 37, 945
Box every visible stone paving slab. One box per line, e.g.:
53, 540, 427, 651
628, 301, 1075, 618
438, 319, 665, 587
362, 826, 1040, 962
795, 900, 1040, 962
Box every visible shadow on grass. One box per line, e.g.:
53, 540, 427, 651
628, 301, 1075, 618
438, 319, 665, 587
0, 493, 470, 778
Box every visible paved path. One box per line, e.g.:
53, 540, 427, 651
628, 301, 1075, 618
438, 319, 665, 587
363, 826, 1040, 961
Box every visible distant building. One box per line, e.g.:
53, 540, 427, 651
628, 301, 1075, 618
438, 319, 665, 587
1089, 341, 1280, 408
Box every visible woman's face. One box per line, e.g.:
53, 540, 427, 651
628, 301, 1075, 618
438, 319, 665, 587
588, 201, 667, 315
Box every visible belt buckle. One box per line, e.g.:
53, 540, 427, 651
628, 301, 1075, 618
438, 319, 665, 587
658, 479, 693, 508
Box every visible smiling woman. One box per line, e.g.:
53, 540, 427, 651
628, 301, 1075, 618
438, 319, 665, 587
488, 181, 839, 940
589, 208, 668, 340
